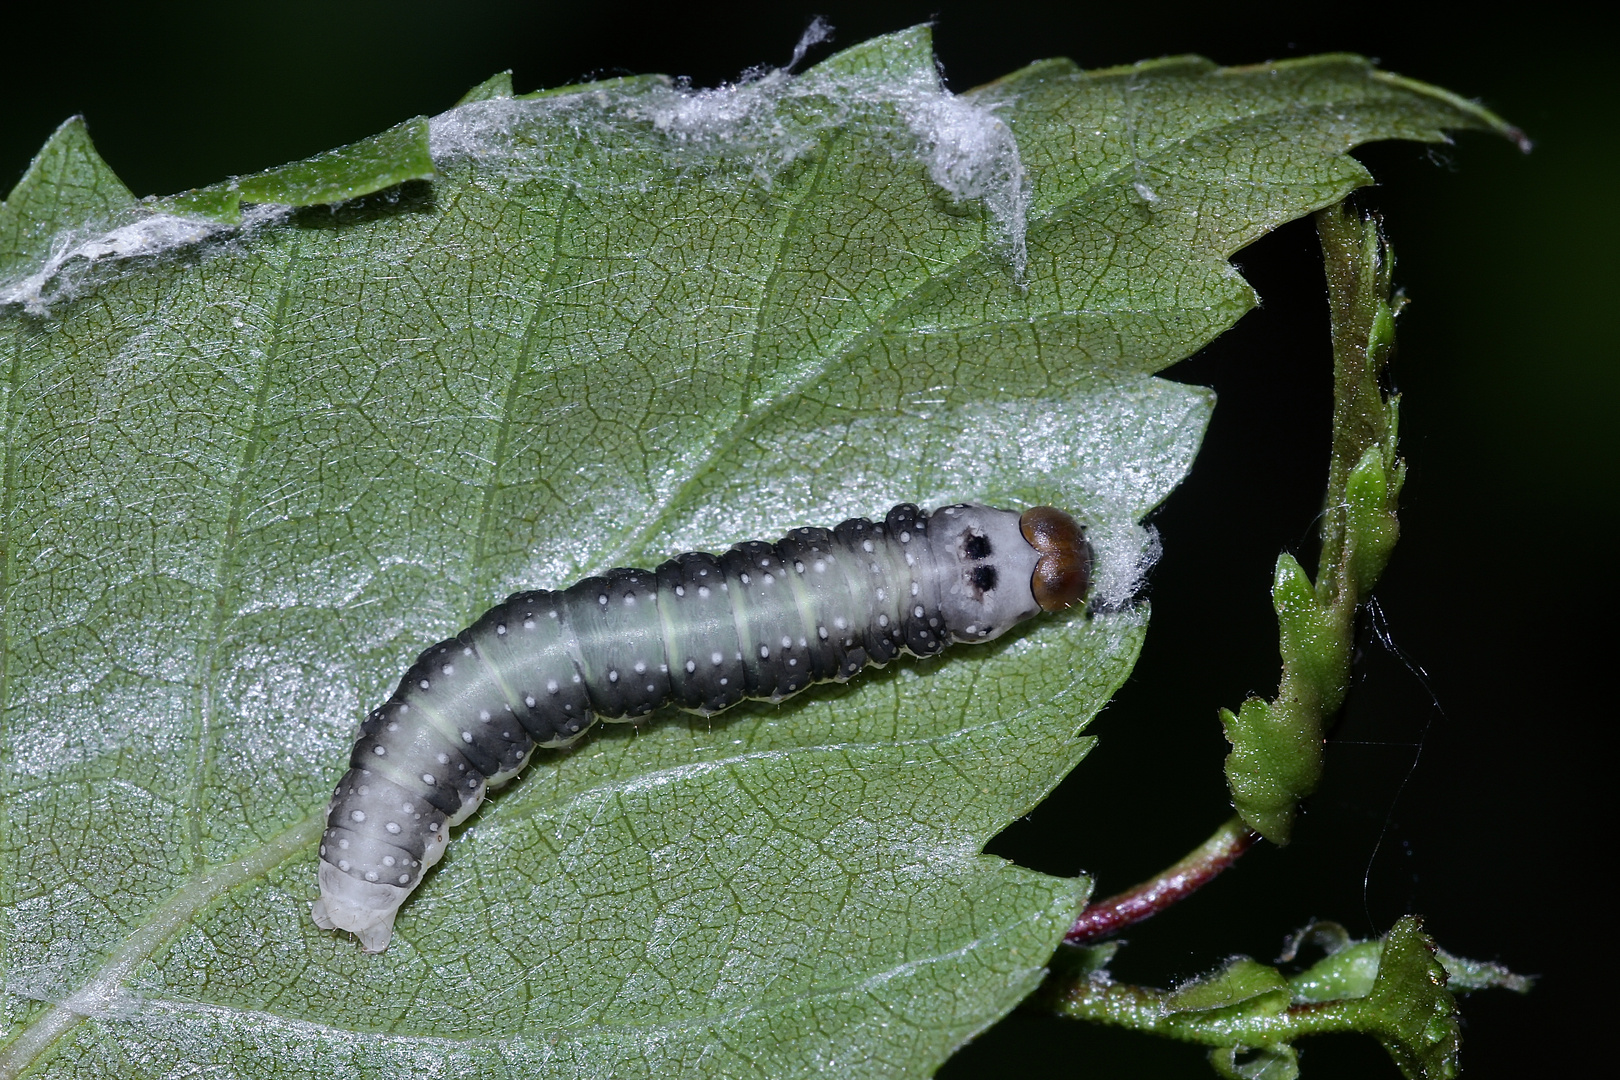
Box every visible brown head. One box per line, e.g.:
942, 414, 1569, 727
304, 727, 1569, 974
1019, 506, 1092, 611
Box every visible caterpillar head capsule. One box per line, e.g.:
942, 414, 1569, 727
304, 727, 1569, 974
1019, 506, 1092, 611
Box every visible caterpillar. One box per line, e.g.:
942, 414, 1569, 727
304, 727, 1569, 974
312, 502, 1091, 951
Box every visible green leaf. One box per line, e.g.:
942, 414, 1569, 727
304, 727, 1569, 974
162, 117, 436, 224
1284, 917, 1530, 1079
1290, 939, 1385, 1002
457, 70, 514, 105
1219, 549, 1350, 842
0, 27, 1512, 1078
1038, 917, 1525, 1074
0, 119, 135, 283
1286, 921, 1534, 1002
0, 118, 140, 316
1167, 958, 1291, 1016
0, 115, 434, 315
1358, 917, 1462, 1080
1346, 444, 1402, 596
1209, 1043, 1299, 1080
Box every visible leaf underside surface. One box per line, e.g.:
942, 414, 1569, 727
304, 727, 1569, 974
0, 27, 1508, 1079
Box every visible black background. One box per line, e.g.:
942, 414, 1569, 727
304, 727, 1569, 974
2, 3, 1609, 1077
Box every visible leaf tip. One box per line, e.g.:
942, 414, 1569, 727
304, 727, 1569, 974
457, 70, 515, 105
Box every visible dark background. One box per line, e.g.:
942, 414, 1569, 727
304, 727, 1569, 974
3, 3, 1609, 1076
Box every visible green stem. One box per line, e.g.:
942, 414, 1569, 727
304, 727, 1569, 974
1317, 203, 1397, 590
1220, 199, 1406, 844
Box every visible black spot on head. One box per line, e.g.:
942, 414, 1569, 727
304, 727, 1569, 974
971, 564, 998, 592
963, 532, 992, 559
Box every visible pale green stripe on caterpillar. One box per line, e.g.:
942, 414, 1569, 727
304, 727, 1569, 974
312, 503, 1090, 951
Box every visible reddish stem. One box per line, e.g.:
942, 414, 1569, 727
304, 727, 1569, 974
1066, 815, 1260, 945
